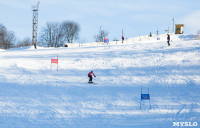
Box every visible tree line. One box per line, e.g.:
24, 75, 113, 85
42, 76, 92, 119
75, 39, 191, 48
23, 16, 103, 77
39, 21, 80, 47
0, 24, 16, 49
0, 20, 111, 49
0, 20, 80, 49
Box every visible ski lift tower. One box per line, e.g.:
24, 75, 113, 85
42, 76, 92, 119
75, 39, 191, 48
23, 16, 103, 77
32, 1, 40, 49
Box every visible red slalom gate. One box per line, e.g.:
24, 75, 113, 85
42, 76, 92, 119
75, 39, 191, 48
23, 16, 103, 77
50, 54, 58, 71
51, 59, 58, 64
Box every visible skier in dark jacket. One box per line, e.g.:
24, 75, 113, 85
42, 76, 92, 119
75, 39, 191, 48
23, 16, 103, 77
122, 36, 124, 43
88, 71, 96, 82
167, 34, 170, 46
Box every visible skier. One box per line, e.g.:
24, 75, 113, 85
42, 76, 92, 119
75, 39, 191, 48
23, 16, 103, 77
88, 71, 96, 83
167, 34, 170, 46
122, 36, 124, 43
150, 32, 152, 37
34, 43, 37, 49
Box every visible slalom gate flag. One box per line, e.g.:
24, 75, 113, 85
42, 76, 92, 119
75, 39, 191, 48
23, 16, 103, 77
141, 94, 150, 100
50, 54, 59, 71
104, 38, 109, 43
51, 59, 58, 64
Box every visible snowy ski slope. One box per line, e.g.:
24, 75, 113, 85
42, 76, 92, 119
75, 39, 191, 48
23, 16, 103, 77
0, 34, 199, 128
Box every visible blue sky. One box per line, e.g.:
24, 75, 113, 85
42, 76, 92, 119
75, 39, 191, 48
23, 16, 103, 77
0, 0, 200, 43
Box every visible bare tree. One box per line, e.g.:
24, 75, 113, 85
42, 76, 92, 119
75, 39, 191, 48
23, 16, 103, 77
61, 21, 80, 43
17, 38, 32, 48
39, 22, 64, 47
94, 28, 108, 42
39, 21, 80, 47
5, 31, 15, 49
39, 22, 52, 47
0, 24, 15, 49
0, 24, 7, 49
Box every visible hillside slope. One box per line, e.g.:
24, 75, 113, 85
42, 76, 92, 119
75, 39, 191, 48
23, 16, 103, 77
0, 34, 199, 128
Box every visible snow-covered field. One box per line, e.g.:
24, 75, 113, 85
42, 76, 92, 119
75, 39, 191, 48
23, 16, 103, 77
0, 34, 200, 128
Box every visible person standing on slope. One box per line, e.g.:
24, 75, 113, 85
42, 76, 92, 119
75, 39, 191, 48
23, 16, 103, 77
122, 36, 124, 43
167, 34, 170, 46
88, 71, 96, 82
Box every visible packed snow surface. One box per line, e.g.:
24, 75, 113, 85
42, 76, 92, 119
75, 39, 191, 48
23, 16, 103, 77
0, 34, 200, 128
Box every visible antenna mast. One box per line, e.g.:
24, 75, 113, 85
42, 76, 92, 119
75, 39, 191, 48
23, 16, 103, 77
172, 17, 175, 34
32, 1, 40, 49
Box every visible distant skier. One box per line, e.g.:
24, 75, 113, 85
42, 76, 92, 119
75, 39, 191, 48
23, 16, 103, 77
150, 32, 152, 37
34, 43, 37, 49
167, 34, 170, 46
88, 71, 96, 83
122, 36, 124, 43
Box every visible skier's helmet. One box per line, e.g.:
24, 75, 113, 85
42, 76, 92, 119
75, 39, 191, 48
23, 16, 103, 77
91, 71, 93, 73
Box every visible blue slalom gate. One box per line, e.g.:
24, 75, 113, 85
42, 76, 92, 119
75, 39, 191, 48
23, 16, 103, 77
140, 88, 151, 110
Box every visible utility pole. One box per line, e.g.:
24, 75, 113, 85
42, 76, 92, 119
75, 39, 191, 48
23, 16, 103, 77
32, 1, 40, 49
100, 25, 103, 42
157, 29, 159, 35
168, 26, 169, 33
172, 18, 174, 34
